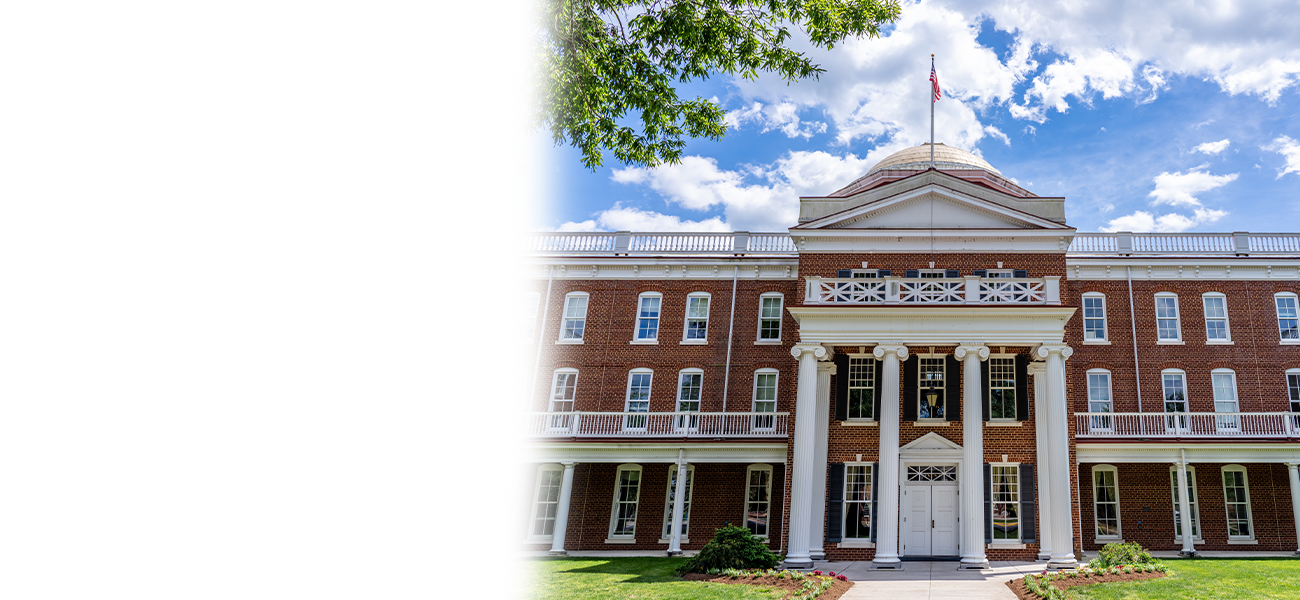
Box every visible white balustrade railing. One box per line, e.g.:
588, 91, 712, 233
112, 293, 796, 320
1075, 412, 1300, 438
1070, 232, 1300, 255
527, 411, 790, 438
528, 231, 795, 254
805, 276, 1061, 306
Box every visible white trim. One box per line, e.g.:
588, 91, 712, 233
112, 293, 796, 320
987, 354, 1018, 421
1276, 292, 1299, 342
527, 463, 565, 542
1092, 464, 1123, 542
744, 464, 774, 538
1201, 292, 1231, 343
845, 354, 878, 422
548, 368, 579, 416
1082, 292, 1108, 343
841, 462, 876, 543
1154, 292, 1182, 342
1211, 369, 1241, 431
757, 292, 784, 342
1160, 369, 1188, 424
607, 464, 644, 541
1066, 258, 1300, 281
623, 369, 653, 430
785, 305, 1076, 346
990, 463, 1023, 543
1221, 464, 1255, 542
632, 292, 663, 342
674, 369, 704, 431
682, 292, 711, 344
1076, 443, 1300, 464
752, 369, 779, 431
558, 292, 590, 342
528, 442, 788, 464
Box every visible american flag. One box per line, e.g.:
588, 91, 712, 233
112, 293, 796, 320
930, 63, 941, 102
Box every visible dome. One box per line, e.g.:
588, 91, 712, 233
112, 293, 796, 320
866, 143, 1001, 176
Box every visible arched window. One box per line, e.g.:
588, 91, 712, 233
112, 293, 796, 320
744, 464, 773, 538
660, 464, 695, 541
1169, 465, 1201, 542
1221, 465, 1254, 541
528, 464, 564, 540
682, 292, 711, 343
558, 292, 589, 343
607, 464, 643, 541
632, 292, 663, 342
1276, 292, 1299, 342
1155, 292, 1182, 342
1092, 465, 1122, 541
1202, 292, 1231, 343
1082, 292, 1108, 342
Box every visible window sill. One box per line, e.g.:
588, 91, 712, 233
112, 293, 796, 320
1094, 537, 1124, 544
657, 538, 690, 545
1205, 340, 1234, 345
754, 340, 783, 345
1083, 340, 1111, 345
986, 421, 1022, 427
556, 339, 585, 345
988, 543, 1026, 550
1156, 340, 1185, 345
913, 420, 949, 426
679, 339, 708, 345
841, 420, 878, 427
629, 339, 660, 345
1227, 539, 1258, 545
837, 541, 875, 548
1281, 340, 1300, 345
604, 538, 637, 545
1173, 538, 1204, 545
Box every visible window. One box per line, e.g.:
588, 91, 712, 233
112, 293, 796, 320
523, 292, 540, 341
1211, 369, 1240, 431
1155, 293, 1182, 341
559, 292, 589, 342
850, 269, 879, 279
634, 293, 662, 341
1162, 369, 1189, 432
548, 369, 578, 430
682, 293, 710, 342
985, 269, 1015, 278
624, 370, 652, 430
1288, 370, 1300, 429
1087, 370, 1113, 430
918, 356, 946, 420
752, 369, 778, 430
1221, 465, 1254, 540
988, 356, 1017, 420
1277, 293, 1299, 341
918, 269, 947, 279
529, 464, 564, 539
745, 464, 772, 537
991, 465, 1020, 541
1202, 293, 1230, 342
1170, 466, 1201, 541
847, 357, 875, 420
608, 464, 643, 540
661, 465, 694, 540
1092, 465, 1121, 540
758, 293, 783, 341
843, 464, 873, 540
1083, 294, 1108, 341
675, 369, 702, 431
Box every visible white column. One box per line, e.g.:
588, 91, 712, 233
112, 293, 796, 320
810, 360, 835, 561
668, 452, 689, 555
872, 344, 908, 568
1287, 463, 1300, 556
1028, 361, 1053, 561
785, 344, 827, 568
549, 462, 577, 555
956, 344, 990, 569
1037, 343, 1078, 569
1176, 457, 1196, 557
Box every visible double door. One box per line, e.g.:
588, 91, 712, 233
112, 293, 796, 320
902, 482, 959, 557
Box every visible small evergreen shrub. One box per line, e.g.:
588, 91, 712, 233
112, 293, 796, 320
676, 525, 782, 574
1090, 542, 1155, 568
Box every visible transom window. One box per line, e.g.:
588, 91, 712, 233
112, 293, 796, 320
989, 356, 1017, 420
684, 293, 710, 341
529, 465, 564, 538
745, 465, 772, 537
1083, 294, 1107, 341
624, 370, 652, 429
918, 357, 945, 420
1277, 293, 1299, 341
609, 465, 643, 538
758, 294, 783, 341
1155, 294, 1181, 341
1170, 466, 1201, 541
1092, 465, 1121, 539
1202, 293, 1230, 341
560, 292, 589, 341
847, 357, 875, 420
661, 465, 694, 539
844, 464, 873, 539
752, 370, 778, 430
635, 293, 662, 341
1222, 466, 1254, 540
991, 466, 1020, 541
906, 465, 956, 482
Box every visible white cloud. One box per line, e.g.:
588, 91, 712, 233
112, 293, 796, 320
1193, 139, 1231, 155
1102, 207, 1228, 233
725, 101, 828, 139
554, 205, 730, 232
1263, 135, 1300, 179
1147, 166, 1238, 208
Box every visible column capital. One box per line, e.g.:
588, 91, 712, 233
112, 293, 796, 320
954, 345, 990, 361
1287, 462, 1300, 470
1035, 343, 1074, 360
790, 344, 827, 360
561, 462, 577, 468
817, 361, 838, 375
1026, 361, 1048, 375
873, 344, 909, 360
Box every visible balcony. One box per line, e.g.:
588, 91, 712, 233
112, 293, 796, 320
527, 411, 789, 439
804, 276, 1061, 306
1075, 412, 1300, 439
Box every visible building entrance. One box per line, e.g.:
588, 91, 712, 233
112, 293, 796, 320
901, 465, 959, 557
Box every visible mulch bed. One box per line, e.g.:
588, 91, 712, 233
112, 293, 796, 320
683, 573, 854, 600
1006, 571, 1167, 600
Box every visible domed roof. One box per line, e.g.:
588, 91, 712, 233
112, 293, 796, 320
866, 143, 1000, 176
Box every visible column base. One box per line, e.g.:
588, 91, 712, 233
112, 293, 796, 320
809, 550, 826, 561
958, 558, 989, 570
666, 550, 683, 557
1037, 552, 1052, 561
1047, 557, 1079, 570
1179, 549, 1199, 558
871, 557, 903, 570
548, 550, 568, 556
782, 557, 814, 570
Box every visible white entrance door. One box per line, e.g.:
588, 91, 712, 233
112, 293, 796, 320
902, 482, 960, 556
932, 486, 959, 555
904, 486, 932, 555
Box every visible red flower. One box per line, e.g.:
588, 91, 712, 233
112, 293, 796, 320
837, 575, 849, 581
829, 572, 836, 576
813, 570, 822, 575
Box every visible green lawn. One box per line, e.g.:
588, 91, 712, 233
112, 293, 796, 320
1072, 558, 1300, 600
530, 557, 788, 600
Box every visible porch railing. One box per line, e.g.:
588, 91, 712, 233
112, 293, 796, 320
527, 411, 789, 438
1074, 412, 1300, 438
805, 276, 1060, 305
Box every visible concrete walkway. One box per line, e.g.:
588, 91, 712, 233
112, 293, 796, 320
819, 560, 1050, 600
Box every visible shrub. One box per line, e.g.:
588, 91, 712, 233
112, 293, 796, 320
1090, 542, 1154, 568
676, 525, 782, 575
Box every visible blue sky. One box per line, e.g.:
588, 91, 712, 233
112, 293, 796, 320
541, 0, 1300, 234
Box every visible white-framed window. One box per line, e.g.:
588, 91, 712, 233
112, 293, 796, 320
1170, 466, 1201, 542
661, 464, 695, 540
675, 369, 703, 431
682, 292, 710, 343
991, 464, 1021, 541
547, 368, 578, 430
529, 464, 564, 539
1202, 293, 1231, 342
1155, 293, 1182, 342
758, 293, 783, 341
1211, 369, 1240, 431
985, 269, 1016, 278
1092, 464, 1122, 540
847, 356, 876, 420
744, 464, 773, 538
1087, 369, 1114, 430
850, 269, 879, 279
1161, 369, 1189, 432
1277, 293, 1299, 342
752, 369, 778, 430
559, 292, 589, 342
608, 464, 643, 540
634, 292, 662, 342
917, 355, 946, 420
1287, 369, 1300, 419
988, 355, 1017, 420
523, 292, 540, 342
1221, 465, 1254, 541
624, 369, 653, 430
1083, 293, 1108, 342
843, 463, 874, 540
918, 269, 947, 279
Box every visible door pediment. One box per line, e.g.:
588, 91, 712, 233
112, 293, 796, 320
901, 432, 963, 452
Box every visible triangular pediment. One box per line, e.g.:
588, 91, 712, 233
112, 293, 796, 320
900, 432, 963, 452
796, 182, 1069, 231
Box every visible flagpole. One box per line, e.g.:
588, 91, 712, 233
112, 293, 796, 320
930, 54, 935, 169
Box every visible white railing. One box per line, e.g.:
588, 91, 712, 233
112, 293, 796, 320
528, 231, 795, 254
805, 276, 1061, 306
527, 411, 790, 438
1075, 412, 1300, 438
1070, 232, 1300, 255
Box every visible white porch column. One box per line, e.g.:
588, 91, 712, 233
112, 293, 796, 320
955, 344, 990, 569
872, 344, 908, 568
1287, 463, 1300, 556
668, 451, 689, 555
785, 344, 827, 568
1037, 343, 1078, 569
549, 462, 577, 555
1028, 361, 1053, 560
1175, 455, 1196, 557
810, 360, 836, 561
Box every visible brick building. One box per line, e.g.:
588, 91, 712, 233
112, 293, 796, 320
522, 144, 1300, 569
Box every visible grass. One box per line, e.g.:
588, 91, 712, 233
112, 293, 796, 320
530, 557, 789, 600
1071, 558, 1300, 600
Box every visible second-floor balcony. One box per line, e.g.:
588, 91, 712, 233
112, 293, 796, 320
1075, 412, 1300, 439
527, 411, 789, 439
804, 276, 1061, 306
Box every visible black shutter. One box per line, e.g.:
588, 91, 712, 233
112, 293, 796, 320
902, 355, 918, 422
945, 355, 960, 421
981, 359, 991, 421
870, 357, 882, 421
827, 463, 845, 543
878, 269, 891, 277
973, 269, 987, 277
1015, 354, 1029, 421
1021, 464, 1037, 543
870, 463, 880, 542
905, 269, 919, 278
945, 269, 960, 278
984, 464, 993, 543
834, 353, 850, 421
1014, 269, 1028, 278
837, 269, 852, 278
